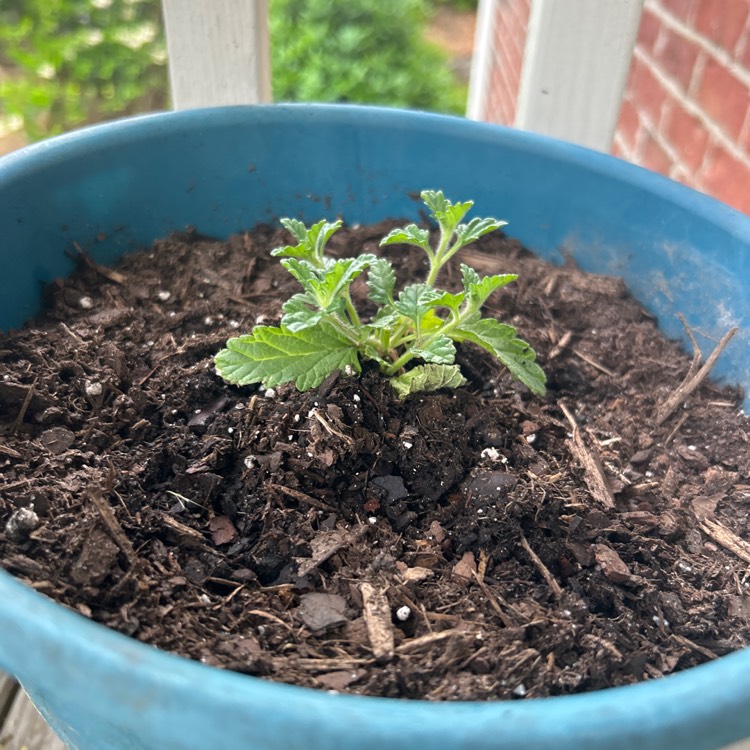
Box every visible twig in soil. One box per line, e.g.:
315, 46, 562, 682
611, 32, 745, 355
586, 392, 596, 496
72, 242, 127, 284
159, 512, 209, 548
477, 549, 489, 583
656, 318, 738, 425
309, 407, 354, 445
570, 348, 616, 377
671, 633, 718, 661
700, 518, 750, 565
548, 330, 573, 360
559, 402, 616, 509
10, 379, 36, 434
581, 633, 623, 660
295, 525, 369, 578
137, 367, 159, 387
0, 443, 22, 459
0, 478, 31, 493
292, 657, 373, 672
664, 412, 689, 446
470, 570, 516, 627
89, 488, 139, 569
268, 483, 337, 513
360, 583, 395, 663
246, 609, 294, 632
59, 322, 86, 345
396, 629, 465, 655
519, 533, 563, 599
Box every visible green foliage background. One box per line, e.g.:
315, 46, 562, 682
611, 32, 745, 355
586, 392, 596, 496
0, 0, 468, 142
270, 0, 466, 114
0, 0, 168, 140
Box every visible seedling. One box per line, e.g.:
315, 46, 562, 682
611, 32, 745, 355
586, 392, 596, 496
215, 190, 546, 399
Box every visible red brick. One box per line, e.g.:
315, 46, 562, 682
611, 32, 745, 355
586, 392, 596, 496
611, 140, 628, 160
617, 99, 641, 151
738, 24, 750, 68
654, 26, 702, 90
517, 0, 531, 29
659, 0, 698, 24
626, 58, 669, 124
638, 8, 662, 52
694, 0, 749, 55
742, 113, 750, 151
698, 142, 750, 214
641, 132, 674, 174
663, 99, 709, 172
694, 56, 750, 141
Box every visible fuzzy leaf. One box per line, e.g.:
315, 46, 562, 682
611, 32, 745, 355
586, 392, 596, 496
430, 290, 466, 316
390, 364, 467, 399
379, 224, 431, 252
366, 308, 400, 330
460, 264, 517, 307
215, 324, 360, 391
279, 218, 308, 242
420, 189, 451, 216
412, 334, 456, 364
271, 219, 343, 265
367, 258, 397, 305
461, 264, 481, 289
394, 283, 442, 323
420, 190, 473, 230
280, 293, 325, 332
453, 318, 546, 395
454, 217, 507, 247
307, 255, 376, 309
281, 257, 320, 290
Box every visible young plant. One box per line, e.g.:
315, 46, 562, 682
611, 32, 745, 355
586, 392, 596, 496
215, 190, 546, 399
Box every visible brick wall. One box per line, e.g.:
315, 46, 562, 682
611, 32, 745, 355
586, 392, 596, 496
481, 0, 531, 124
477, 0, 750, 215
613, 0, 750, 215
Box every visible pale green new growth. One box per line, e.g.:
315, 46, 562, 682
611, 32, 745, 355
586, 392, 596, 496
215, 190, 546, 399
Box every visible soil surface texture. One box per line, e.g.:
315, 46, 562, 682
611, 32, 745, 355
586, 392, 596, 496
1, 221, 749, 701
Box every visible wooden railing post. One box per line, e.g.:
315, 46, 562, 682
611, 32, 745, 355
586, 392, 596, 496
161, 0, 272, 109
515, 0, 644, 151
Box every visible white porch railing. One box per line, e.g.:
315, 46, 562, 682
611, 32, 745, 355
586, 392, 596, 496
160, 0, 643, 153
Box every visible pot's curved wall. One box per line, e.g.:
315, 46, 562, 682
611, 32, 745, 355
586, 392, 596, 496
1, 106, 748, 404
1, 106, 750, 750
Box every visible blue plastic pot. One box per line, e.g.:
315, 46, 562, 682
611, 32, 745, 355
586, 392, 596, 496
0, 105, 749, 750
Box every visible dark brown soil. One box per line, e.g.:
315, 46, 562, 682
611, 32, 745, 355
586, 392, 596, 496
1, 222, 749, 701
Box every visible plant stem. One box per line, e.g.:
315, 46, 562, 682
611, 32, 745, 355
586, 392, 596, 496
425, 225, 452, 287
344, 291, 361, 328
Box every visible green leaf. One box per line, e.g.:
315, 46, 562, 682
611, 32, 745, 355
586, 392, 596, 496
379, 224, 431, 252
420, 190, 450, 216
429, 290, 466, 316
307, 254, 375, 310
390, 364, 467, 399
280, 293, 325, 332
461, 264, 481, 289
366, 307, 400, 330
271, 219, 343, 266
412, 334, 456, 364
367, 257, 397, 306
460, 264, 517, 307
453, 318, 546, 395
394, 283, 442, 323
421, 190, 473, 231
454, 217, 507, 247
279, 217, 308, 242
215, 323, 360, 391
280, 257, 320, 290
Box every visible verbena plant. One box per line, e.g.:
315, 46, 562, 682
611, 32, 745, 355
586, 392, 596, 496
215, 191, 546, 399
